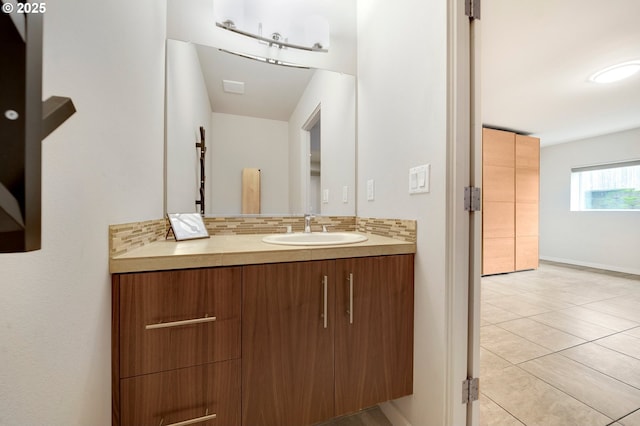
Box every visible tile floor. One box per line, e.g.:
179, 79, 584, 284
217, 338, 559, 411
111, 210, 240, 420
317, 406, 392, 426
480, 261, 640, 426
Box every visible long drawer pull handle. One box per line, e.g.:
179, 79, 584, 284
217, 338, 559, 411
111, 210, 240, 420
160, 412, 216, 426
322, 275, 328, 329
145, 315, 216, 330
347, 273, 354, 324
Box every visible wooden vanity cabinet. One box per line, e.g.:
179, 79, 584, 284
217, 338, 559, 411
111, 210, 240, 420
242, 260, 336, 426
334, 255, 414, 416
241, 255, 414, 425
112, 267, 242, 426
113, 254, 414, 426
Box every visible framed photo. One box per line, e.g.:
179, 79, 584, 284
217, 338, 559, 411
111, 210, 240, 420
167, 213, 209, 241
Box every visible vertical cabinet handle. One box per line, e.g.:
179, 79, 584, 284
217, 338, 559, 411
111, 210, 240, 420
347, 273, 354, 324
322, 275, 328, 329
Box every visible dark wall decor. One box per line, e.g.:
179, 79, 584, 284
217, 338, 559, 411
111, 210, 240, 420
1, 9, 76, 252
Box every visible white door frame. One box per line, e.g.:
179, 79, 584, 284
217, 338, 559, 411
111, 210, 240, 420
445, 0, 481, 425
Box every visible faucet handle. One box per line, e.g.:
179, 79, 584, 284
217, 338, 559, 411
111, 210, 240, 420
322, 225, 329, 233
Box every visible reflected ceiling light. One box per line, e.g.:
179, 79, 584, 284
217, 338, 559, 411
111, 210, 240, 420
589, 60, 640, 84
220, 49, 310, 69
213, 0, 329, 52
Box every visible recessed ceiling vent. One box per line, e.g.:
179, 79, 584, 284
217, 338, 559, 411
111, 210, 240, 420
223, 79, 245, 94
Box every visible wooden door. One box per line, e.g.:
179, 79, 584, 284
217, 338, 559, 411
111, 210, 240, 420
515, 134, 540, 270
334, 255, 414, 416
482, 128, 516, 274
242, 261, 335, 426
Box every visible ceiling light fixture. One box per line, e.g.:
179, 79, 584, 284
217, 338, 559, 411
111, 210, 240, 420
213, 0, 330, 53
589, 60, 640, 84
219, 49, 310, 69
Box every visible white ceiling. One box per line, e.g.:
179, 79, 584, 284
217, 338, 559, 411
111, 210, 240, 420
196, 44, 315, 121
481, 0, 640, 146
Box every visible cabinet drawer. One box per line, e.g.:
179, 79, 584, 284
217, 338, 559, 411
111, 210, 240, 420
119, 359, 241, 426
119, 267, 241, 378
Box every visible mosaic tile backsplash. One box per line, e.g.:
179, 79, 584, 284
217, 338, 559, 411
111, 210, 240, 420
110, 216, 416, 257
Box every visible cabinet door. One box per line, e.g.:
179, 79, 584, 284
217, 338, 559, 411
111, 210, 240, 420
242, 261, 335, 426
119, 267, 241, 378
120, 359, 240, 426
334, 255, 414, 416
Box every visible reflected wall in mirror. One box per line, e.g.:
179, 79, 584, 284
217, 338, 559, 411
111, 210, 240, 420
166, 39, 356, 216
165, 0, 356, 215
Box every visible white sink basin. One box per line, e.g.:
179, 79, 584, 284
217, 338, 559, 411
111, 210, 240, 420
262, 232, 368, 246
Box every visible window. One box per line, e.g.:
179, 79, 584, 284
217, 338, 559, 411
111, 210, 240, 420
571, 160, 640, 211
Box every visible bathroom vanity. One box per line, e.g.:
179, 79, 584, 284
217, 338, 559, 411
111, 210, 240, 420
110, 232, 415, 426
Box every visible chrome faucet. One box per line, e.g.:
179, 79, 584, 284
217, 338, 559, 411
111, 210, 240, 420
304, 214, 315, 233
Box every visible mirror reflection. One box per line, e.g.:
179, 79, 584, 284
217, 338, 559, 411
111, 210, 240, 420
165, 39, 356, 216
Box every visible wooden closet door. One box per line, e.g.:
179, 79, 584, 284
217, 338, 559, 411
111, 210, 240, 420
482, 128, 515, 274
515, 134, 540, 270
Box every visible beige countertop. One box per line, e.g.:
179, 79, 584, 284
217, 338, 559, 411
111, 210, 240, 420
110, 232, 416, 274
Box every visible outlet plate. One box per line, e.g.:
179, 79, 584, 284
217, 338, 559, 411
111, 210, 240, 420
367, 179, 375, 201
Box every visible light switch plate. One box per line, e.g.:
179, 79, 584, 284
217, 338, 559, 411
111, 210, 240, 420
342, 186, 348, 203
409, 164, 430, 194
322, 189, 329, 203
367, 179, 375, 201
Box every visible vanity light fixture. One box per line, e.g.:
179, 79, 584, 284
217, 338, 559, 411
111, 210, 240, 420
213, 0, 329, 53
589, 60, 640, 84
220, 49, 310, 69
216, 20, 328, 52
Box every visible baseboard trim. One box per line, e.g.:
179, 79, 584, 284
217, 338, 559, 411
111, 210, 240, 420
379, 401, 412, 426
540, 256, 640, 277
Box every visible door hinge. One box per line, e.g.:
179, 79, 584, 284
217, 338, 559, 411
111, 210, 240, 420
465, 0, 481, 20
462, 377, 480, 404
464, 187, 481, 212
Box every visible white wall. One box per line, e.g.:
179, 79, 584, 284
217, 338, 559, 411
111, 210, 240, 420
210, 113, 289, 214
540, 127, 640, 274
166, 39, 212, 213
288, 70, 356, 215
357, 0, 449, 424
0, 1, 166, 425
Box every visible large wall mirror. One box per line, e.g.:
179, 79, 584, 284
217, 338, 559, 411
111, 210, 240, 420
165, 0, 356, 217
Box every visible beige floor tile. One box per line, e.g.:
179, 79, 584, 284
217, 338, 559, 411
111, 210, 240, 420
479, 394, 524, 426
512, 293, 576, 311
521, 353, 640, 420
558, 306, 639, 331
618, 410, 640, 426
482, 366, 612, 426
482, 280, 528, 296
625, 327, 640, 339
480, 347, 513, 378
529, 310, 618, 340
596, 333, 640, 359
481, 326, 552, 364
561, 343, 640, 389
484, 296, 553, 317
530, 286, 632, 305
496, 318, 586, 351
583, 298, 640, 323
482, 288, 509, 302
482, 303, 523, 324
